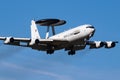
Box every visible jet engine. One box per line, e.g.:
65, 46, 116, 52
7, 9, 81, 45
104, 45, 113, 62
4, 37, 19, 45
104, 41, 118, 48
35, 39, 40, 44
4, 37, 14, 44
29, 39, 40, 45
87, 41, 104, 49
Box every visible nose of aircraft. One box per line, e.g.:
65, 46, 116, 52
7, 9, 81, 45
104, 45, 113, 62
86, 25, 95, 37
86, 25, 95, 30
89, 26, 95, 37
86, 26, 95, 29
91, 27, 95, 32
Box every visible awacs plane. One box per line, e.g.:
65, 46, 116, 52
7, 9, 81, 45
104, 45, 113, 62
0, 19, 118, 55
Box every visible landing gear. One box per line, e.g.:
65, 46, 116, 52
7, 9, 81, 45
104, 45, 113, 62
68, 50, 76, 55
47, 50, 54, 54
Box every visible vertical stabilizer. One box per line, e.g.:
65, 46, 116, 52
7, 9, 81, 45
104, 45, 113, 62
31, 20, 41, 40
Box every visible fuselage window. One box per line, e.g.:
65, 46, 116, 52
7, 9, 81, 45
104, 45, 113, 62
74, 31, 80, 35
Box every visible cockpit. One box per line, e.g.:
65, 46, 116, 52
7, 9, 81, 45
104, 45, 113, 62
86, 26, 95, 29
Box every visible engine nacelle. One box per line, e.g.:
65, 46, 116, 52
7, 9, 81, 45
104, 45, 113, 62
88, 41, 104, 49
29, 39, 40, 46
35, 39, 40, 44
4, 37, 14, 44
4, 37, 20, 45
104, 41, 117, 48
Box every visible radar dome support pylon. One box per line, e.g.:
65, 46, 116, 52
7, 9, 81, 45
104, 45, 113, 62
46, 26, 49, 39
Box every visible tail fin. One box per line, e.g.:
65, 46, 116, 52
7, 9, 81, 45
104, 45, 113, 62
31, 20, 41, 40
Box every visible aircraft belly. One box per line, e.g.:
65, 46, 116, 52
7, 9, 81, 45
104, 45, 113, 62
30, 44, 47, 51
30, 42, 67, 51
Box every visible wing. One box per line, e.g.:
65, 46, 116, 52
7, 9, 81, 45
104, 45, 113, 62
29, 38, 69, 46
65, 40, 118, 51
0, 36, 31, 47
0, 36, 68, 47
0, 37, 30, 42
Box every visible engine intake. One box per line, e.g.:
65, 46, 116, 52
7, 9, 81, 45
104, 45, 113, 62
87, 41, 104, 49
4, 37, 20, 45
4, 37, 14, 44
35, 39, 40, 44
29, 39, 40, 46
104, 41, 118, 48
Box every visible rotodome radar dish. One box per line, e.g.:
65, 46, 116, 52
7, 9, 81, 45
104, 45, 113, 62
35, 19, 66, 27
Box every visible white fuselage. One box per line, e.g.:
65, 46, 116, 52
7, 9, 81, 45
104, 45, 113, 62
43, 24, 95, 50
50, 24, 95, 43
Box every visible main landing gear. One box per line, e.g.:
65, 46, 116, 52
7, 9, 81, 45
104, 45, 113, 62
68, 50, 76, 55
46, 49, 76, 55
46, 44, 55, 54
47, 50, 54, 54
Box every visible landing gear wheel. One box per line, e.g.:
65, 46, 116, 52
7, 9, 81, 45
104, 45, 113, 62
47, 50, 54, 54
68, 50, 75, 55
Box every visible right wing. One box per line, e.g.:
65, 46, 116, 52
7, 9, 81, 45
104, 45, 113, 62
65, 40, 118, 51
0, 37, 31, 47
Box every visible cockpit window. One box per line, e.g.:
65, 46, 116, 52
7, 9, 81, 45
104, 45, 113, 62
86, 26, 94, 29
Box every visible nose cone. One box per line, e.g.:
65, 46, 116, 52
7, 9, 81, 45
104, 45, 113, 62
86, 26, 95, 29
86, 25, 95, 37
91, 27, 95, 32
90, 27, 95, 37
86, 25, 95, 32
